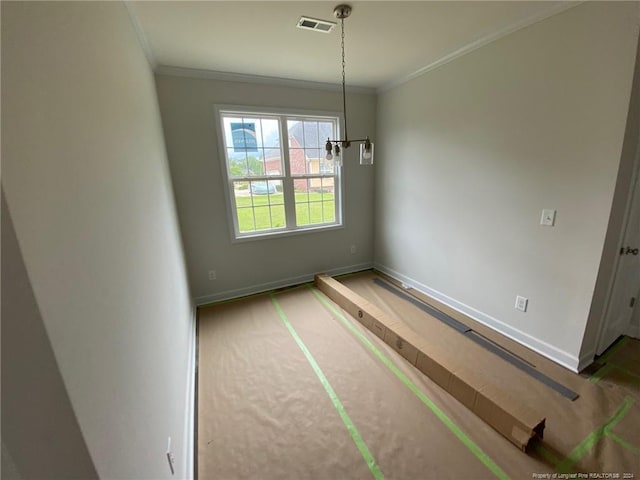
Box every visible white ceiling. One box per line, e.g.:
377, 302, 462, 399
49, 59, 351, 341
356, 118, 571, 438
127, 1, 575, 90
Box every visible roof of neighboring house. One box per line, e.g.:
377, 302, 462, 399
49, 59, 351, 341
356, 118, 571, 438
265, 121, 334, 160
288, 121, 333, 150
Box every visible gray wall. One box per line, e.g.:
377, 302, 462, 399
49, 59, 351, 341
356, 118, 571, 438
2, 193, 98, 479
155, 74, 376, 303
2, 2, 194, 478
374, 2, 639, 370
1, 441, 23, 480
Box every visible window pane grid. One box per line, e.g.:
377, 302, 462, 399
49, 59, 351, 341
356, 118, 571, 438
286, 119, 337, 177
221, 110, 340, 237
234, 180, 286, 233
224, 115, 282, 179
293, 177, 336, 227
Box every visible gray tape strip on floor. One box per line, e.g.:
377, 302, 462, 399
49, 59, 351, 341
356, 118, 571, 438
373, 278, 579, 401
374, 279, 472, 334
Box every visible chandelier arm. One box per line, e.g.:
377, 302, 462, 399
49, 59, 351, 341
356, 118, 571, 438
327, 138, 369, 144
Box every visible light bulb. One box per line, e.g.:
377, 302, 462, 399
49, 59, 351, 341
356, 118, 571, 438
325, 139, 333, 162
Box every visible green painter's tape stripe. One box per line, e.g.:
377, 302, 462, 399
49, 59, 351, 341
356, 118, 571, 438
589, 363, 614, 384
556, 396, 635, 473
598, 336, 629, 363
609, 363, 640, 384
607, 433, 640, 457
309, 286, 509, 480
199, 292, 271, 309
555, 429, 601, 473
199, 283, 314, 309
533, 443, 563, 466
603, 396, 634, 435
270, 294, 384, 480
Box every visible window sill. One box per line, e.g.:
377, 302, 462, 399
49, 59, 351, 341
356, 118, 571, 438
230, 223, 344, 244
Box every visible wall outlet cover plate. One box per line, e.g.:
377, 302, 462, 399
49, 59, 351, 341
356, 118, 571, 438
541, 209, 556, 226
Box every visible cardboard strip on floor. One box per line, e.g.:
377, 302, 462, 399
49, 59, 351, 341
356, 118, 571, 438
269, 294, 384, 480
315, 273, 545, 451
197, 295, 377, 479
197, 271, 640, 478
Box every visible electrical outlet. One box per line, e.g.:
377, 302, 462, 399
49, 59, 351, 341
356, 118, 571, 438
350, 244, 356, 254
166, 436, 175, 475
208, 270, 217, 281
515, 295, 528, 312
540, 209, 556, 226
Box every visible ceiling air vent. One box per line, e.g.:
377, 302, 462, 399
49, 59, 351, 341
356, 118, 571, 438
297, 16, 336, 33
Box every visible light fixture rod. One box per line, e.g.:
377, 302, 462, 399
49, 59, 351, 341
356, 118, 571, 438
329, 4, 352, 147
324, 4, 374, 165
340, 15, 348, 144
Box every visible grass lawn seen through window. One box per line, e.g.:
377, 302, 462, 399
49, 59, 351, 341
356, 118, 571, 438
235, 192, 335, 232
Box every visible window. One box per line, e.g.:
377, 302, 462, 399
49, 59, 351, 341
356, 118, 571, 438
217, 107, 342, 239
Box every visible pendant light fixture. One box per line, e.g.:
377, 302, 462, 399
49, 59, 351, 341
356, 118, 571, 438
324, 4, 374, 166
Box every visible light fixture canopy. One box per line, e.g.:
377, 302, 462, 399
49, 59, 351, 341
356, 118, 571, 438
324, 4, 374, 166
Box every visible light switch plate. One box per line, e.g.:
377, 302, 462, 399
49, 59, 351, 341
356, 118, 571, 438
515, 296, 528, 312
540, 209, 556, 226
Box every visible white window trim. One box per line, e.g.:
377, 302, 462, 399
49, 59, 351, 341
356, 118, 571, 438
214, 104, 345, 242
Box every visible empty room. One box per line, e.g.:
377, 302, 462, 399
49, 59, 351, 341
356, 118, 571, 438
2, 1, 640, 479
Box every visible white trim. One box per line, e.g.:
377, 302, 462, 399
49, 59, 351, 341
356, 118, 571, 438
230, 224, 345, 244
155, 65, 376, 95
212, 104, 242, 241
213, 105, 344, 242
378, 1, 582, 94
195, 263, 373, 306
281, 114, 296, 231
181, 306, 197, 479
374, 263, 581, 372
123, 1, 157, 69
578, 347, 597, 372
215, 104, 345, 120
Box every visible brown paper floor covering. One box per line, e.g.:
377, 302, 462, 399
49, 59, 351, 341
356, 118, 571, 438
197, 271, 640, 479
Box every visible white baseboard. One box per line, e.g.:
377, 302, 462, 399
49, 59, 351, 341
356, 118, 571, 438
182, 306, 197, 479
194, 263, 373, 306
374, 263, 581, 372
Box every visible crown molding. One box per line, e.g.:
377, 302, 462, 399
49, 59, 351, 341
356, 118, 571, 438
125, 0, 584, 96
154, 65, 376, 95
378, 1, 583, 94
123, 0, 157, 69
